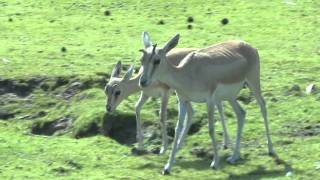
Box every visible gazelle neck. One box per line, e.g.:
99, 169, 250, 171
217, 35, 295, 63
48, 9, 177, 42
158, 58, 183, 90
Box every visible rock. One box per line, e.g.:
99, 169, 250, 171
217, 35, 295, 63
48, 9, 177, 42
306, 84, 317, 94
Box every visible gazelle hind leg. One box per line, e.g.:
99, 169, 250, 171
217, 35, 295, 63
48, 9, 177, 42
246, 74, 277, 157
207, 102, 220, 169
227, 100, 246, 164
216, 101, 230, 149
255, 94, 277, 156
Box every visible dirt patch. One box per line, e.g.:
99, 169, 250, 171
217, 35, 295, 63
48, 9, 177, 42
74, 122, 100, 138
0, 77, 43, 97
20, 111, 47, 120
31, 116, 74, 136
280, 122, 320, 137
102, 112, 137, 145
190, 147, 213, 159
0, 109, 15, 120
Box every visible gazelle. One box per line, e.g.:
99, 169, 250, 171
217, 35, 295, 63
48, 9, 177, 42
139, 32, 277, 174
105, 33, 230, 155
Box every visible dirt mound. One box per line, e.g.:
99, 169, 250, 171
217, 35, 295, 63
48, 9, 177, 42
31, 116, 74, 135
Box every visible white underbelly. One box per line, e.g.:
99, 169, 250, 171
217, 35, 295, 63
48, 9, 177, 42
213, 81, 244, 101
176, 81, 244, 103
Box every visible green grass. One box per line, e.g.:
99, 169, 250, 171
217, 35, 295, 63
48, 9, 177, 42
1, 0, 320, 179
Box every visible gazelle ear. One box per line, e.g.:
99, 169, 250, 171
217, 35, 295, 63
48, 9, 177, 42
163, 33, 180, 53
123, 65, 135, 81
111, 61, 122, 77
143, 32, 153, 48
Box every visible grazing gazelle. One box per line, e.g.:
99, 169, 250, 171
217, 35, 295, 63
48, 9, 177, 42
139, 32, 277, 174
105, 33, 230, 155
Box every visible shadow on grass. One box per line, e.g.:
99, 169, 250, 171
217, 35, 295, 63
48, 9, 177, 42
228, 156, 296, 180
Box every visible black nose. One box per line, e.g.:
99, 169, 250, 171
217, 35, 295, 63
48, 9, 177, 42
140, 80, 147, 87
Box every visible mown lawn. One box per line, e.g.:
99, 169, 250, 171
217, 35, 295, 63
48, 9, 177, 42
0, 0, 319, 179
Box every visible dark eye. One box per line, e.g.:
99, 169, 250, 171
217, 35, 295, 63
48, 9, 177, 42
115, 91, 121, 96
154, 59, 160, 65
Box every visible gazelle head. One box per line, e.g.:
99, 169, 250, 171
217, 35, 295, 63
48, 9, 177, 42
104, 61, 135, 112
139, 32, 180, 87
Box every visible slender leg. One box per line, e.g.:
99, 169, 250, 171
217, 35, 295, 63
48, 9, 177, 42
207, 102, 220, 169
255, 95, 277, 157
216, 101, 230, 149
227, 100, 246, 164
159, 92, 169, 154
135, 92, 149, 150
246, 75, 277, 157
177, 102, 194, 150
162, 99, 187, 175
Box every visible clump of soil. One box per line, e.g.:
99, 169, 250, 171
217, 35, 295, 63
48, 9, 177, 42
221, 18, 229, 25
187, 16, 194, 23
104, 10, 111, 16
157, 20, 165, 25
61, 47, 67, 52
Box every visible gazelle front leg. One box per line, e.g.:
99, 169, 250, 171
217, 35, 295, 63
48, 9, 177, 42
159, 92, 169, 154
135, 92, 149, 151
227, 99, 246, 164
177, 102, 194, 150
216, 101, 230, 149
207, 101, 220, 169
162, 99, 188, 175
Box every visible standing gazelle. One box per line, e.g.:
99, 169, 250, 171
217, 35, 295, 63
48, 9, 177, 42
139, 32, 277, 174
105, 32, 230, 154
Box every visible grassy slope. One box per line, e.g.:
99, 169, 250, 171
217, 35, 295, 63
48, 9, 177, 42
0, 0, 320, 179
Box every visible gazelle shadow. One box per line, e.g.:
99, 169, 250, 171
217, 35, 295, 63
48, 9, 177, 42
227, 156, 295, 179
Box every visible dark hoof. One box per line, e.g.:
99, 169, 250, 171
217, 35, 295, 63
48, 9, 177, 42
162, 169, 170, 175
131, 147, 149, 156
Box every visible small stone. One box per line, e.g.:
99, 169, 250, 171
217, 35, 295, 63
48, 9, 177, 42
286, 171, 293, 177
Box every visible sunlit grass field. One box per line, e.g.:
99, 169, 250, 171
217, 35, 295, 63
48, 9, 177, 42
0, 0, 319, 179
